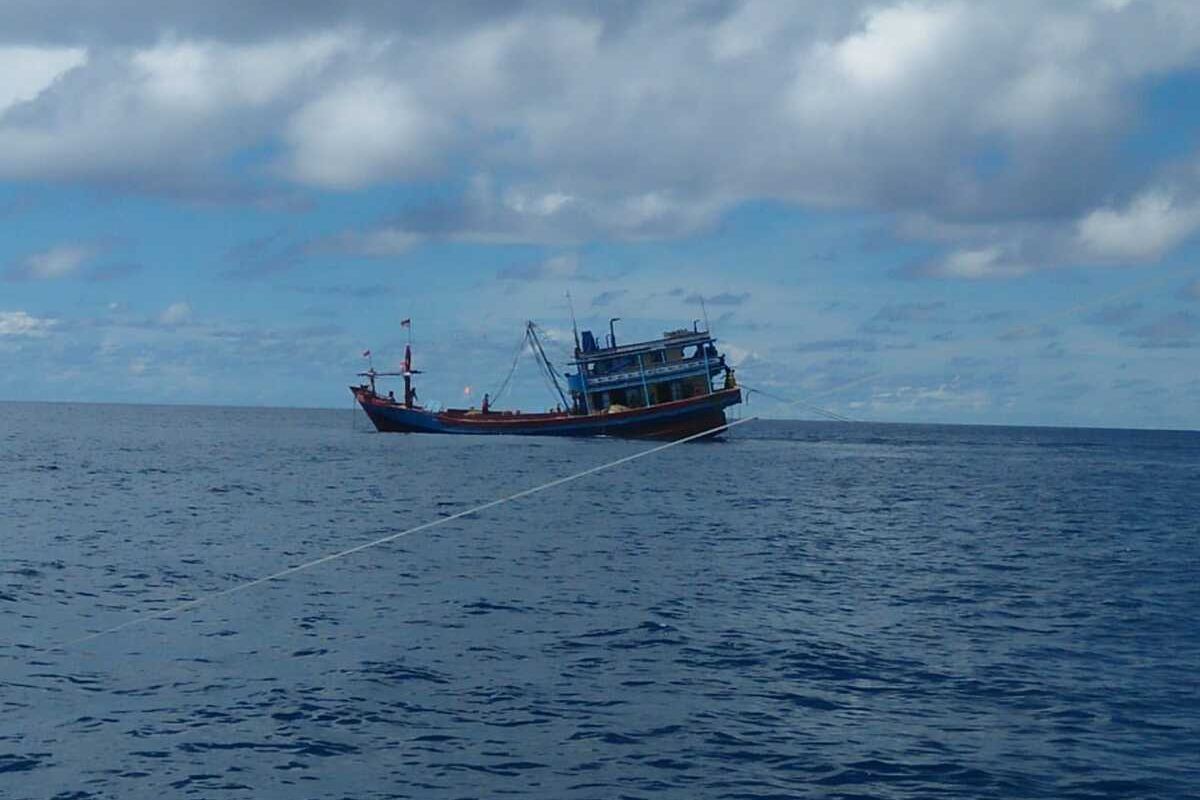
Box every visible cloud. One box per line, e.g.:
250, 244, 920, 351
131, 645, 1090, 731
498, 253, 580, 281
1123, 311, 1199, 348
1039, 340, 1069, 359
997, 323, 1060, 341
287, 283, 396, 299
367, 174, 725, 246
909, 245, 1031, 280
222, 231, 307, 278
0, 45, 87, 112
591, 289, 627, 308
87, 261, 145, 282
320, 227, 423, 258
869, 301, 948, 324
684, 291, 750, 306
5, 243, 96, 281
282, 77, 451, 190
1179, 278, 1200, 301
968, 310, 1015, 323
0, 31, 350, 193
1075, 191, 1200, 263
0, 310, 56, 337
158, 301, 192, 326
869, 380, 991, 412
1, 3, 1200, 264
1084, 302, 1142, 325
796, 338, 879, 353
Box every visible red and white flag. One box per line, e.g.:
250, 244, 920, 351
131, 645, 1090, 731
400, 318, 411, 328
362, 349, 371, 357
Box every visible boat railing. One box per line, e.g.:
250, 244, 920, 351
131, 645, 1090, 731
585, 357, 724, 387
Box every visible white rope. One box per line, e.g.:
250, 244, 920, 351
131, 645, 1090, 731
63, 415, 757, 648
741, 383, 857, 422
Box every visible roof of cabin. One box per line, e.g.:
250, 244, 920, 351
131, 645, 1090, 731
570, 330, 715, 365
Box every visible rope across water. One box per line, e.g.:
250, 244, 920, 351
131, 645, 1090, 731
63, 415, 758, 649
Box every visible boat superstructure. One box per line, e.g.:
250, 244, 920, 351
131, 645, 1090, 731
567, 325, 730, 415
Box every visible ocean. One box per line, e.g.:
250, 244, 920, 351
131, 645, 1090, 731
1, 402, 1197, 799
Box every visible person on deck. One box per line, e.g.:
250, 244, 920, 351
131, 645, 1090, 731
482, 393, 491, 413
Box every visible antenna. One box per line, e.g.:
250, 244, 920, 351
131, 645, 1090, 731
700, 297, 711, 333
566, 291, 581, 353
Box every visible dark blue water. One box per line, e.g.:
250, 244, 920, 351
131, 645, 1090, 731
2, 402, 1198, 799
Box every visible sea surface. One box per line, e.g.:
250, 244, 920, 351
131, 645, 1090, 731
1, 402, 1197, 799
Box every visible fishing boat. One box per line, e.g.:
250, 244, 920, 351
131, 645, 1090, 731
351, 319, 741, 438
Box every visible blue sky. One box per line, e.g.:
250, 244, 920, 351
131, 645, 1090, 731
1, 0, 1198, 429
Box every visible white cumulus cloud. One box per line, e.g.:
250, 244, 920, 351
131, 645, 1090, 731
0, 310, 56, 336
9, 243, 95, 280
1076, 191, 1200, 262
283, 77, 450, 190
1, 2, 1200, 270
0, 45, 87, 112
158, 301, 192, 325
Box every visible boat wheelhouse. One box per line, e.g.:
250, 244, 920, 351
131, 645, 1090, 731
352, 318, 741, 439
567, 325, 730, 416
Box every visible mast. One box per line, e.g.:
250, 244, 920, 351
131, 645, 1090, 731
403, 344, 414, 407
401, 317, 419, 407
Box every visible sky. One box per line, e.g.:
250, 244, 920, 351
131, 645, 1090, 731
1, 0, 1198, 429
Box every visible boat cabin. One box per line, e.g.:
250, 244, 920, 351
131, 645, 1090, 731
566, 326, 730, 414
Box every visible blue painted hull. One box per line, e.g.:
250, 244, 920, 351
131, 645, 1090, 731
352, 387, 742, 439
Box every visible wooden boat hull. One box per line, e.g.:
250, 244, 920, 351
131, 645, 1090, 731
352, 386, 742, 439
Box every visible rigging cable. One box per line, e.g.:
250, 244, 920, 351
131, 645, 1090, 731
527, 322, 571, 409
739, 383, 857, 422
489, 329, 531, 405
62, 414, 758, 649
